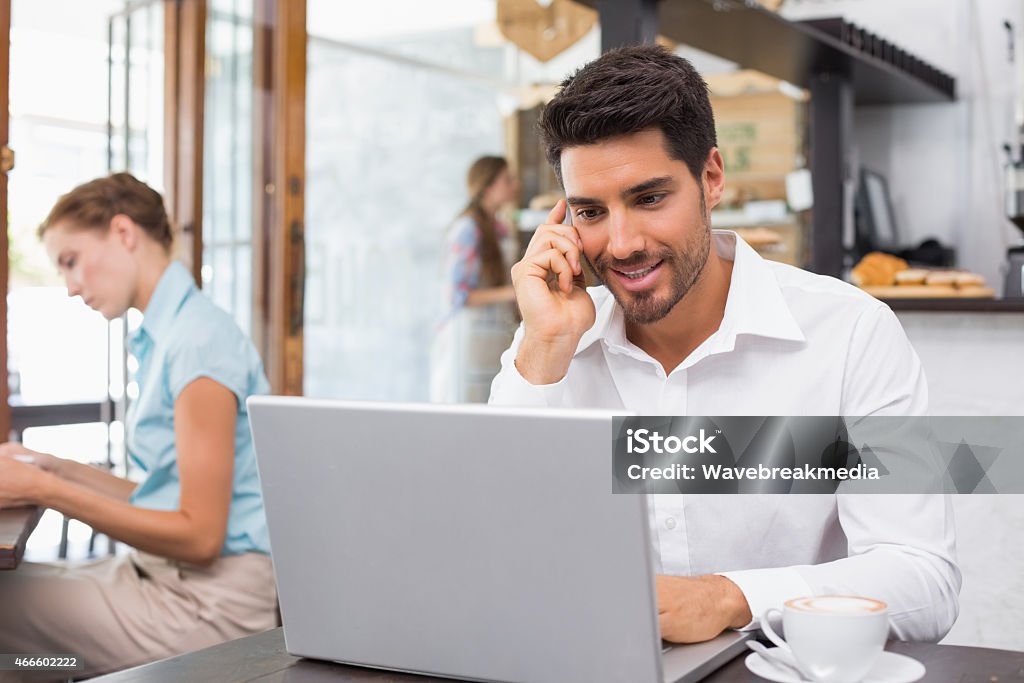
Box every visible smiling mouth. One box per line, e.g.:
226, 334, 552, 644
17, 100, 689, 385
613, 261, 661, 280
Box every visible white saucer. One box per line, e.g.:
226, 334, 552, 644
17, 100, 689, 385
744, 648, 926, 683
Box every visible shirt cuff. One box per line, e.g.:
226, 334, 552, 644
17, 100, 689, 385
488, 358, 569, 407
717, 567, 814, 632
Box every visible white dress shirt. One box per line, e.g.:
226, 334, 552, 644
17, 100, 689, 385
489, 231, 960, 641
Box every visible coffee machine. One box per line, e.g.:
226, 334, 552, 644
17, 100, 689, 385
1005, 143, 1024, 298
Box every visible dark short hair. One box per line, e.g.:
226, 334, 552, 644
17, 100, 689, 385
538, 45, 717, 185
38, 172, 173, 252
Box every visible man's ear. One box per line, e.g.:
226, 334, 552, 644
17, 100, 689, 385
109, 214, 139, 250
702, 148, 726, 211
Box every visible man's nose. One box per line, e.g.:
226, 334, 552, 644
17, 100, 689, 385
606, 210, 646, 260
65, 275, 81, 298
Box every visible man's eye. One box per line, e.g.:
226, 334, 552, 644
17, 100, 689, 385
638, 194, 665, 206
576, 208, 602, 220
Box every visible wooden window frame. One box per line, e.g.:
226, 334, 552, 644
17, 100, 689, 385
163, 0, 305, 394
0, 0, 10, 438
163, 0, 206, 284
253, 0, 305, 395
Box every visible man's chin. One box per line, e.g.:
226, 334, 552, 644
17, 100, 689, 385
608, 287, 674, 325
622, 305, 672, 326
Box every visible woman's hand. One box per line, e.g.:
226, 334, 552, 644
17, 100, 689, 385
0, 443, 62, 474
8, 378, 236, 565
0, 455, 50, 508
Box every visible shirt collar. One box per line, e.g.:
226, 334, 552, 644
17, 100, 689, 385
128, 261, 196, 350
575, 230, 806, 357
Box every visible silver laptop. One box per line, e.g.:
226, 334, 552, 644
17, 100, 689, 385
248, 397, 749, 683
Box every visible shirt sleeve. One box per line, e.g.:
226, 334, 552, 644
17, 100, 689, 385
719, 493, 960, 641
165, 331, 252, 405
721, 305, 960, 642
841, 304, 928, 416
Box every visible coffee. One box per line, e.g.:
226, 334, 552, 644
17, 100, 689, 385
787, 596, 886, 614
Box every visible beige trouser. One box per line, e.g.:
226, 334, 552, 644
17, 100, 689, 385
0, 551, 277, 682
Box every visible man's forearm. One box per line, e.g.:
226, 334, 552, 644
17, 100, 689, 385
514, 335, 577, 385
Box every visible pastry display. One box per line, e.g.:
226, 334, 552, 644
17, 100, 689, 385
850, 252, 908, 287
850, 253, 995, 299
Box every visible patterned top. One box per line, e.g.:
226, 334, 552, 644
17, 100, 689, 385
442, 214, 510, 316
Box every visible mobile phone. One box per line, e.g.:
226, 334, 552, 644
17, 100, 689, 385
561, 201, 588, 285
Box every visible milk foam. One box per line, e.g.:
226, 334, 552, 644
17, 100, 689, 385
788, 596, 886, 614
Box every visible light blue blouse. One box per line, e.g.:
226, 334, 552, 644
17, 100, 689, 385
126, 261, 271, 556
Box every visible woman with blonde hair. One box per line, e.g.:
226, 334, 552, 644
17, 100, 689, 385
431, 156, 520, 403
0, 173, 276, 679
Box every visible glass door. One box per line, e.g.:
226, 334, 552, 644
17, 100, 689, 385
202, 0, 255, 335
304, 1, 508, 402
303, 0, 599, 402
5, 0, 162, 560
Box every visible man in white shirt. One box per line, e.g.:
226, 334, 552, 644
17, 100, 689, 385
489, 45, 959, 643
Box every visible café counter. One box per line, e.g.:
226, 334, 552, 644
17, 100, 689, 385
886, 298, 1024, 415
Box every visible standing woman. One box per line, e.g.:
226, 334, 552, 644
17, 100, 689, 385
431, 156, 520, 403
0, 173, 276, 678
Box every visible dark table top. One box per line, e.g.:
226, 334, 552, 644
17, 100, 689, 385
93, 627, 1024, 683
0, 506, 43, 570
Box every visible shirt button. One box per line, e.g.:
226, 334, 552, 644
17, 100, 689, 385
665, 517, 677, 530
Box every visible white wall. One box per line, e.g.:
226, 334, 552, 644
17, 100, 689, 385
782, 0, 1024, 292
897, 311, 1024, 651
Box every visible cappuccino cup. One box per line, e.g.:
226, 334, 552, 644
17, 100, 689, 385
760, 596, 889, 683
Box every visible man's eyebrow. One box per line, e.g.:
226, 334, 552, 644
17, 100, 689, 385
566, 176, 676, 206
565, 194, 600, 207
622, 176, 674, 197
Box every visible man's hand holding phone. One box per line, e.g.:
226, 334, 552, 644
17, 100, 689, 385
510, 199, 597, 385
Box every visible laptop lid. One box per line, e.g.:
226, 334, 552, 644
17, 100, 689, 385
249, 397, 665, 683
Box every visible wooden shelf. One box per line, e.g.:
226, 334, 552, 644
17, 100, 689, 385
885, 298, 1024, 313
576, 0, 955, 105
